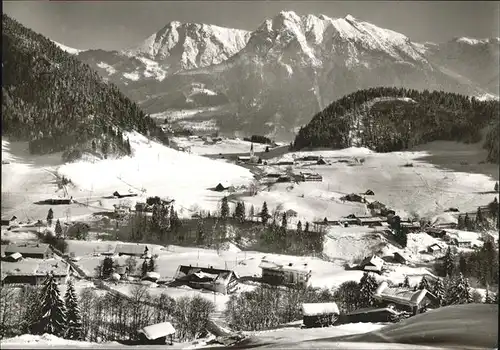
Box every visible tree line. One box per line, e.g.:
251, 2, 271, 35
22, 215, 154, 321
293, 87, 499, 162
0, 276, 215, 343
2, 14, 169, 158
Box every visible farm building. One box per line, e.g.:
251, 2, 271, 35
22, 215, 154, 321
427, 243, 444, 256
276, 176, 292, 183
4, 243, 53, 259
364, 189, 375, 196
357, 217, 383, 227
1, 259, 72, 285
401, 222, 421, 232
393, 251, 410, 265
298, 155, 320, 162
44, 198, 73, 205
259, 260, 311, 287
214, 183, 227, 192
115, 244, 149, 257
302, 302, 339, 328
337, 306, 400, 324
341, 193, 365, 203
286, 209, 298, 218
300, 172, 323, 182
316, 158, 328, 165
137, 322, 175, 345
173, 265, 239, 294
374, 281, 439, 315
112, 191, 138, 199
276, 160, 295, 166
358, 255, 385, 274
339, 217, 359, 226
1, 216, 18, 227
425, 227, 448, 238
3, 252, 22, 262
449, 239, 472, 248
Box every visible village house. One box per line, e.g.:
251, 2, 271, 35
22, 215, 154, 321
401, 222, 421, 233
339, 217, 359, 226
449, 238, 472, 248
316, 158, 328, 165
113, 203, 131, 217
341, 193, 365, 203
3, 252, 22, 262
138, 322, 175, 345
135, 202, 148, 212
425, 227, 448, 239
4, 243, 53, 259
174, 265, 239, 294
2, 259, 72, 285
1, 216, 18, 227
356, 216, 383, 227
393, 251, 410, 265
427, 243, 444, 256
364, 189, 375, 196
286, 209, 298, 218
302, 302, 340, 328
259, 260, 311, 287
358, 255, 385, 274
374, 281, 439, 315
367, 201, 386, 215
337, 306, 401, 324
276, 160, 295, 166
115, 243, 149, 257
299, 172, 323, 182
214, 183, 227, 192
298, 155, 320, 162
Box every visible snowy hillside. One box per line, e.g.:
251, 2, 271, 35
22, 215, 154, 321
52, 40, 83, 55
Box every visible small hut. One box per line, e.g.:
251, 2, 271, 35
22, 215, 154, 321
302, 302, 339, 328
214, 183, 227, 192
138, 322, 175, 345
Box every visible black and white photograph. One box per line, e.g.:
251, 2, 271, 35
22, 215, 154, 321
1, 0, 498, 348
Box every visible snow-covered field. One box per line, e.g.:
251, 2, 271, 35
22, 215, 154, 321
171, 136, 268, 155
242, 146, 498, 224
2, 133, 254, 221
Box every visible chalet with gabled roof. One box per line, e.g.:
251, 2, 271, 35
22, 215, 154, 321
259, 260, 311, 287
374, 281, 439, 315
302, 302, 339, 328
173, 265, 239, 294
4, 243, 53, 259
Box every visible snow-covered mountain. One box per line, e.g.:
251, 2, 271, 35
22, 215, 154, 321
52, 40, 83, 55
72, 11, 499, 139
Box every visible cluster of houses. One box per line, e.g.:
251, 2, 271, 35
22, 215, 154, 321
1, 243, 73, 285
301, 279, 439, 328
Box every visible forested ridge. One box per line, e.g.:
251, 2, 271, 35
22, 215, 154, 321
293, 87, 499, 162
1, 15, 168, 159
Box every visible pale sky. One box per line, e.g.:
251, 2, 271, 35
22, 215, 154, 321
3, 1, 499, 51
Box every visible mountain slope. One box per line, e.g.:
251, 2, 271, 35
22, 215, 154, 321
293, 87, 499, 162
2, 14, 168, 159
73, 11, 499, 139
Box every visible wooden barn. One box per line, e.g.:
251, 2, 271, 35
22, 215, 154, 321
393, 251, 410, 265
425, 227, 447, 239
374, 281, 439, 315
259, 260, 311, 287
341, 193, 365, 203
356, 217, 383, 227
138, 322, 175, 345
1, 216, 18, 227
427, 243, 444, 256
115, 244, 149, 257
358, 255, 385, 274
300, 172, 323, 182
302, 302, 339, 328
338, 306, 400, 324
4, 243, 53, 259
173, 265, 239, 294
1, 259, 72, 285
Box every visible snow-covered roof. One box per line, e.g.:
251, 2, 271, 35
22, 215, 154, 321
375, 281, 435, 306
347, 306, 399, 316
115, 244, 147, 256
259, 260, 310, 274
139, 322, 175, 340
302, 302, 339, 316
2, 258, 70, 276
431, 213, 458, 227
360, 255, 384, 270
5, 243, 50, 255
7, 252, 22, 260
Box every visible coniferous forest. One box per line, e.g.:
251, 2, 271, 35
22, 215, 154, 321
2, 15, 169, 159
293, 87, 499, 162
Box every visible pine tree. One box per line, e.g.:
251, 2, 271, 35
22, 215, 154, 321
358, 272, 378, 308
457, 215, 465, 230
476, 207, 484, 229
102, 257, 114, 279
432, 278, 445, 306
403, 275, 410, 288
495, 182, 499, 192
260, 202, 269, 225
249, 205, 255, 220
484, 289, 494, 304
47, 208, 54, 226
296, 221, 302, 233
220, 196, 229, 220
55, 219, 63, 238
239, 201, 246, 222
36, 274, 67, 337
91, 140, 96, 152
148, 257, 156, 272
197, 219, 205, 245
141, 258, 149, 277
418, 276, 430, 290
281, 212, 288, 229
448, 273, 472, 305
64, 279, 82, 340
464, 213, 473, 231
305, 222, 310, 233
443, 246, 455, 277
458, 254, 467, 275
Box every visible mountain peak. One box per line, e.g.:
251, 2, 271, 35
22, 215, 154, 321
344, 14, 356, 22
